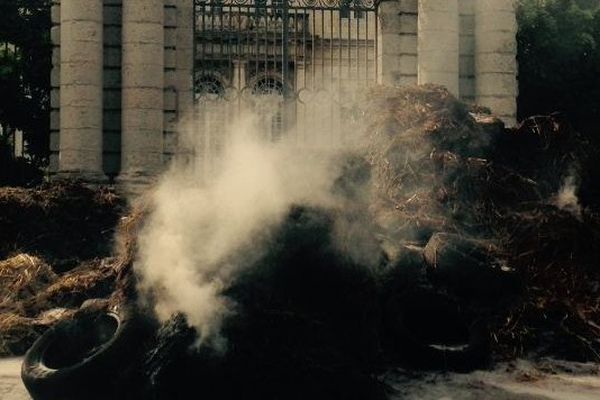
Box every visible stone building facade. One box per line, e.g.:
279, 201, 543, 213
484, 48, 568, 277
50, 0, 517, 184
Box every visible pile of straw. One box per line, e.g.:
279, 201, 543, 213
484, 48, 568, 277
363, 85, 600, 360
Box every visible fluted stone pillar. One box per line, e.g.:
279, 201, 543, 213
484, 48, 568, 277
377, 0, 419, 86
59, 0, 104, 180
475, 0, 518, 126
418, 0, 460, 95
176, 0, 195, 123
119, 0, 165, 186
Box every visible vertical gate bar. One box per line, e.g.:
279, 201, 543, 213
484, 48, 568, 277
227, 6, 232, 83
201, 4, 206, 72
237, 6, 241, 90
219, 5, 223, 61
255, 7, 259, 88
303, 7, 307, 90
293, 8, 298, 90
365, 10, 369, 84
338, 10, 342, 87
204, 2, 207, 70
282, 1, 290, 138
266, 4, 279, 83
293, 7, 298, 143
193, 1, 197, 94
206, 3, 214, 176
265, 6, 270, 140
226, 5, 232, 149
275, 5, 279, 139
330, 9, 333, 85
303, 7, 308, 144
276, 5, 279, 83
264, 8, 267, 83
271, 5, 274, 82
271, 6, 274, 82
193, 1, 198, 171
311, 8, 316, 90
347, 10, 351, 85
320, 10, 325, 89
356, 11, 360, 82
236, 6, 240, 114
338, 10, 343, 145
202, 4, 210, 173
277, 4, 280, 80
330, 9, 335, 146
212, 2, 216, 61
374, 8, 378, 84
317, 9, 324, 145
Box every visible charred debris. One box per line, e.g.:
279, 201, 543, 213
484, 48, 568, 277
2, 85, 599, 399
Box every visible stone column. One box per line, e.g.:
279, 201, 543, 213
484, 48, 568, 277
119, 0, 165, 186
176, 0, 195, 123
418, 0, 460, 95
59, 0, 104, 180
475, 0, 518, 126
377, 0, 413, 86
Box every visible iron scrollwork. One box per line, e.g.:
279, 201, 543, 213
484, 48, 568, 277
194, 0, 378, 10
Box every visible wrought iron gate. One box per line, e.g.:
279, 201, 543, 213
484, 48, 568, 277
193, 0, 379, 155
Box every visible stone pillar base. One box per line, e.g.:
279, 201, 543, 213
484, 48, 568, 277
54, 170, 108, 184
115, 171, 161, 199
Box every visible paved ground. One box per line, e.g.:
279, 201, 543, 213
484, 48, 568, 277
0, 359, 28, 400
1, 356, 598, 400
386, 359, 600, 400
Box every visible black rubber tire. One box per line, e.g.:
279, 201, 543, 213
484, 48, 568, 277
384, 289, 489, 372
423, 233, 520, 303
22, 305, 151, 400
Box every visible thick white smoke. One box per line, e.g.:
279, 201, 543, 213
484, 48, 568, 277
554, 173, 582, 219
135, 102, 372, 349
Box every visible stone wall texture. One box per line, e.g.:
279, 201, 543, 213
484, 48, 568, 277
50, 0, 518, 182
50, 0, 195, 186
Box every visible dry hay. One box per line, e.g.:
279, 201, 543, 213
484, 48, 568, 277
25, 259, 118, 313
363, 85, 520, 242
0, 254, 117, 356
493, 207, 600, 361
0, 85, 597, 364
0, 186, 148, 355
0, 309, 77, 356
0, 199, 151, 354
0, 255, 57, 310
111, 195, 152, 302
361, 85, 600, 361
0, 181, 124, 262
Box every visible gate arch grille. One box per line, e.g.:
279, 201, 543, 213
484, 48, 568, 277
193, 0, 380, 152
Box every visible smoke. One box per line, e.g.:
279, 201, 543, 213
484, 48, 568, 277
554, 173, 582, 218
134, 97, 375, 349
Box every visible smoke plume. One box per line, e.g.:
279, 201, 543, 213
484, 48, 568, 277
134, 100, 372, 348
554, 173, 582, 218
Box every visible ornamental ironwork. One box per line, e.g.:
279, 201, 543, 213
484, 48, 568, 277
193, 0, 380, 145
194, 0, 379, 11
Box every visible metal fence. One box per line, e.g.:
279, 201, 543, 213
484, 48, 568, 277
193, 0, 379, 159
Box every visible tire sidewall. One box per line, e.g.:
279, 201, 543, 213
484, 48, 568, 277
384, 291, 489, 371
22, 305, 149, 400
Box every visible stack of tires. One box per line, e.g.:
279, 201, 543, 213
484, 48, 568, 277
381, 233, 521, 371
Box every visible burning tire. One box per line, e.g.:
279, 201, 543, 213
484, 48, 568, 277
21, 305, 151, 400
384, 289, 489, 372
423, 233, 520, 303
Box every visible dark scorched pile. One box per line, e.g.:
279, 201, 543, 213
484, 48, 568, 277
137, 85, 600, 399
0, 85, 599, 399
